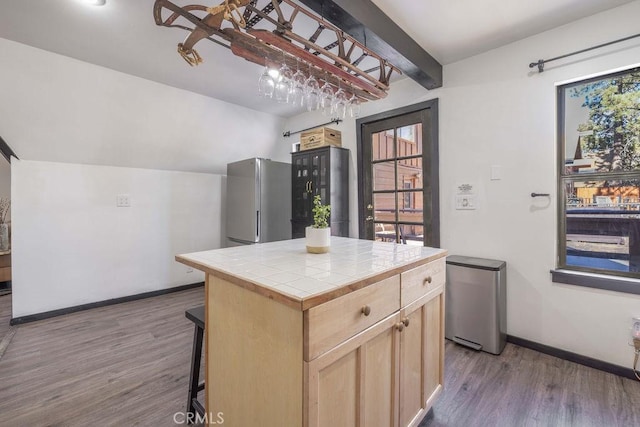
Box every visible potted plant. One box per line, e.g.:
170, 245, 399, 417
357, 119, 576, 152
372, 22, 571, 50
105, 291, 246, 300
306, 195, 331, 253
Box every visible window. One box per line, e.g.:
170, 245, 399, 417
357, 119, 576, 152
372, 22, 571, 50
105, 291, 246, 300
557, 66, 640, 282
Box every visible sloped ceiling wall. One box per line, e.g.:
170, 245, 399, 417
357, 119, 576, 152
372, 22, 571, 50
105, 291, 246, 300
0, 38, 290, 175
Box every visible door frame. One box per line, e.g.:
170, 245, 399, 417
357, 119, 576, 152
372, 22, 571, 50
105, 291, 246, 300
356, 99, 440, 246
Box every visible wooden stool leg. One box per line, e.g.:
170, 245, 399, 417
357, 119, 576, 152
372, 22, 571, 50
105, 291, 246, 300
187, 324, 204, 423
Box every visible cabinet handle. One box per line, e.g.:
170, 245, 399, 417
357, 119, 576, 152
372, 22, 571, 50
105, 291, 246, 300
423, 276, 432, 285
309, 181, 313, 193
396, 322, 405, 332
361, 305, 371, 316
401, 318, 410, 327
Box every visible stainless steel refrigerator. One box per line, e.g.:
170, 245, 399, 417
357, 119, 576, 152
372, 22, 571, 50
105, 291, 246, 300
226, 158, 292, 246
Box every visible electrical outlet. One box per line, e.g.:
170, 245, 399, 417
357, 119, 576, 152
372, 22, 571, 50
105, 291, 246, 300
633, 317, 640, 339
116, 194, 131, 207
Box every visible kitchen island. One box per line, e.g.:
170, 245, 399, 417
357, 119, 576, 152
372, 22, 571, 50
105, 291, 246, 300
176, 237, 447, 427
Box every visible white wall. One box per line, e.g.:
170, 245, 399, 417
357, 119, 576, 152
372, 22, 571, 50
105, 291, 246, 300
0, 37, 289, 174
0, 38, 292, 317
283, 1, 640, 367
11, 160, 223, 317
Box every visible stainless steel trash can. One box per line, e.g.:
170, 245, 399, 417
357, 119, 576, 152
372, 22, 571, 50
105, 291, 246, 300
445, 255, 506, 355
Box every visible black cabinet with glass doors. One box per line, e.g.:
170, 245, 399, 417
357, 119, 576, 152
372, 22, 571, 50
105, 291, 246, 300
291, 146, 349, 238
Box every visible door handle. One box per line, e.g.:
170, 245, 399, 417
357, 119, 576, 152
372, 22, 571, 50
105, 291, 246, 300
256, 210, 260, 239
308, 181, 313, 193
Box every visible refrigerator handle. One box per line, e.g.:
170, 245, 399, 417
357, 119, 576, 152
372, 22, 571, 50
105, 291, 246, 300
256, 210, 260, 240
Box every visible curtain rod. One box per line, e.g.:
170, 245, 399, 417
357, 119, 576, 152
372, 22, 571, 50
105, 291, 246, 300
529, 32, 640, 72
282, 118, 342, 137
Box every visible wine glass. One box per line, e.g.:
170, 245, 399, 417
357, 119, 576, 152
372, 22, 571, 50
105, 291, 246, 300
290, 59, 307, 107
274, 61, 293, 103
332, 85, 349, 118
304, 65, 320, 112
258, 64, 275, 98
348, 95, 361, 118
319, 73, 334, 116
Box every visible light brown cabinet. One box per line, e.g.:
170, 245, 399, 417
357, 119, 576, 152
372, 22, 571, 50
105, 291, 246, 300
306, 259, 445, 427
306, 312, 400, 427
198, 251, 446, 427
399, 291, 444, 426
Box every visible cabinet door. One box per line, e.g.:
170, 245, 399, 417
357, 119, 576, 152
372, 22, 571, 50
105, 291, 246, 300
399, 290, 444, 427
292, 153, 312, 227
423, 292, 444, 406
291, 220, 307, 239
310, 149, 330, 204
293, 147, 350, 237
306, 313, 400, 427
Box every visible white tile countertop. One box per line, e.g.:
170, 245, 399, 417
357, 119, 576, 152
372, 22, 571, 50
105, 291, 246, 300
176, 237, 447, 310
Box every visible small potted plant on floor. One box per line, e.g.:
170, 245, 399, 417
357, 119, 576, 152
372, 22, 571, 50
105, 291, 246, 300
306, 195, 331, 254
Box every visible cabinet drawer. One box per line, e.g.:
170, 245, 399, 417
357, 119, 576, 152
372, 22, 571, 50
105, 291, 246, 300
304, 275, 400, 361
400, 258, 445, 307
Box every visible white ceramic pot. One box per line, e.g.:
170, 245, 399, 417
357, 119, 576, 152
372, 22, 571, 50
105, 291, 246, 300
305, 226, 330, 253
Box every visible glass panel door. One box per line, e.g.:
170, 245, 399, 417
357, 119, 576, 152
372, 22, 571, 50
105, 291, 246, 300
360, 107, 437, 246
370, 124, 424, 245
359, 102, 439, 247
293, 154, 310, 221
311, 150, 329, 204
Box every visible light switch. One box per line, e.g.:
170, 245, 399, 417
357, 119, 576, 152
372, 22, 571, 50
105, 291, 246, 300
491, 165, 502, 181
455, 195, 476, 210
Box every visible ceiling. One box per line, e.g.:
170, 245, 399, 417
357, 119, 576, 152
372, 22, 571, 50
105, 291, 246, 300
0, 0, 635, 117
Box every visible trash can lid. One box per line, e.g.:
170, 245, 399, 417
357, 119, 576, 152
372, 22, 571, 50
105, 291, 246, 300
446, 255, 506, 271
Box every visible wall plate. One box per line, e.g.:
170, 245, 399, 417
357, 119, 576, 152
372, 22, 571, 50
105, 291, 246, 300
455, 195, 476, 210
116, 194, 131, 207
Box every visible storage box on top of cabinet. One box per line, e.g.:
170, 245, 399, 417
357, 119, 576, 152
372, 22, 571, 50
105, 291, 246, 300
300, 127, 342, 151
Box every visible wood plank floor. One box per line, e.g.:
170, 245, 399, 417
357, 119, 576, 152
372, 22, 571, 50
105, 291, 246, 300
0, 293, 12, 340
0, 288, 204, 426
1, 289, 639, 426
422, 341, 640, 427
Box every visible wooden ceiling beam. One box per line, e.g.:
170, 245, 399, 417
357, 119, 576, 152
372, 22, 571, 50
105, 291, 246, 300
296, 0, 443, 90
